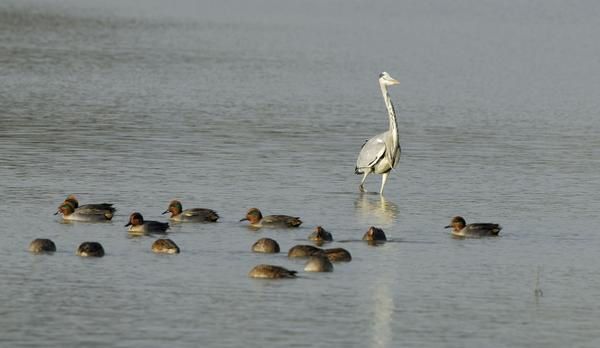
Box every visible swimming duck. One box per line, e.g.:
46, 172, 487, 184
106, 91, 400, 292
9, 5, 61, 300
55, 202, 114, 222
251, 238, 280, 253
162, 200, 219, 222
248, 264, 297, 279
76, 242, 105, 257
61, 194, 115, 212
308, 226, 333, 242
152, 238, 180, 254
287, 244, 324, 258
362, 226, 387, 241
304, 255, 334, 272
28, 239, 56, 253
240, 208, 302, 228
445, 216, 502, 237
125, 212, 170, 234
323, 248, 352, 262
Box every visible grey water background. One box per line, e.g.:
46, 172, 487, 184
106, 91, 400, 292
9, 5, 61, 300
1, 0, 599, 347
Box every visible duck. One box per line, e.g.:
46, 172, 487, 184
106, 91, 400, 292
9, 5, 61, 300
251, 238, 280, 253
304, 255, 334, 272
240, 208, 302, 228
362, 226, 387, 241
76, 242, 105, 257
61, 194, 115, 213
125, 212, 170, 234
162, 200, 219, 222
55, 202, 114, 222
287, 244, 324, 258
248, 264, 297, 279
28, 239, 56, 253
445, 216, 502, 237
308, 226, 333, 242
151, 238, 180, 254
323, 248, 352, 262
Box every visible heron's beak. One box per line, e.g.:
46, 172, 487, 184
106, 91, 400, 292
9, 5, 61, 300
239, 217, 248, 222
444, 225, 451, 229
162, 210, 169, 215
124, 222, 132, 227
391, 78, 400, 85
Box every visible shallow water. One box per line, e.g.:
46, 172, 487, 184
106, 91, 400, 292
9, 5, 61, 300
1, 1, 600, 347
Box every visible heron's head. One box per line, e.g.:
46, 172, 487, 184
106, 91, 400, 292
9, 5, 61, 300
445, 216, 466, 232
125, 212, 144, 227
379, 72, 399, 86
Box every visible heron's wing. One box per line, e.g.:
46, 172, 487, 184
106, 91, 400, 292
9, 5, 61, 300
356, 134, 387, 169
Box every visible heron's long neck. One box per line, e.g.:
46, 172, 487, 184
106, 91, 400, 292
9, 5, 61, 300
380, 84, 398, 146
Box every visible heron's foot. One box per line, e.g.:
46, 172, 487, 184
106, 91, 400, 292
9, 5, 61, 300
359, 184, 366, 193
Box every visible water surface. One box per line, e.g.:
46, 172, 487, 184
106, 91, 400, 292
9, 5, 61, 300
1, 1, 600, 347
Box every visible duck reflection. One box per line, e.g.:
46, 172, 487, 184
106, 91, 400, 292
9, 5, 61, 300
354, 193, 399, 225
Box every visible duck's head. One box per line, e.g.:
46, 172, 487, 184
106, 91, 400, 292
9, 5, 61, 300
64, 195, 79, 209
363, 226, 387, 241
379, 72, 399, 87
309, 226, 331, 243
163, 200, 183, 217
55, 202, 76, 216
240, 208, 263, 224
445, 216, 466, 232
125, 212, 144, 227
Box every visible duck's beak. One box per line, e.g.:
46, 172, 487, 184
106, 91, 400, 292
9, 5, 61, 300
444, 225, 451, 229
124, 222, 132, 227
239, 217, 248, 222
161, 210, 169, 215
54, 211, 59, 215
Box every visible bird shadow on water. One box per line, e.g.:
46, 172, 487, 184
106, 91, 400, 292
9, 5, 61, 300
353, 193, 399, 225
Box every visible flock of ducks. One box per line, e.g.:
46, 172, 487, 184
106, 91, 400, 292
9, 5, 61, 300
30, 195, 502, 279
29, 72, 505, 278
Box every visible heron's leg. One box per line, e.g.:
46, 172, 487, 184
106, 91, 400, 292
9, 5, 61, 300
379, 172, 389, 195
359, 171, 370, 192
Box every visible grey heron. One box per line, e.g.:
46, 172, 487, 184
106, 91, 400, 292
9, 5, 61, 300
355, 72, 401, 194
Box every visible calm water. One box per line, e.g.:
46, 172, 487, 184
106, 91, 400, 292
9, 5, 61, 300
1, 1, 600, 347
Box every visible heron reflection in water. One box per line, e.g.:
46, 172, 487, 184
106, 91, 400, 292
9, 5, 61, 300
369, 275, 394, 348
354, 193, 399, 225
